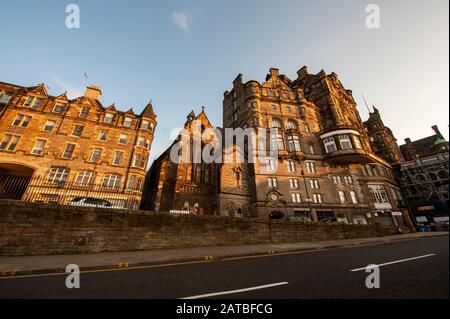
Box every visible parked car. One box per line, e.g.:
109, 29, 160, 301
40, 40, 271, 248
68, 197, 124, 209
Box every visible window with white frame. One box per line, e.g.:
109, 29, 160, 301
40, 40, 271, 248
271, 132, 285, 150
104, 113, 114, 124
75, 171, 93, 187
43, 120, 56, 133
62, 143, 76, 159
285, 161, 295, 173
338, 134, 353, 149
265, 158, 276, 172
292, 193, 302, 203
338, 191, 346, 203
368, 184, 389, 204
289, 178, 300, 189
137, 136, 146, 147
123, 117, 133, 127
98, 130, 108, 141
309, 144, 315, 154
23, 96, 34, 107
0, 134, 20, 151
304, 123, 310, 133
31, 139, 46, 155
12, 114, 32, 128
127, 175, 136, 189
113, 151, 123, 166
53, 104, 65, 113
133, 154, 142, 167
333, 175, 342, 184
313, 193, 323, 204
310, 179, 320, 189
0, 93, 12, 104
286, 119, 297, 130
344, 176, 353, 184
118, 134, 128, 145
267, 177, 278, 187
90, 148, 102, 163
102, 174, 121, 189
47, 167, 69, 184
141, 120, 150, 130
306, 162, 316, 173
323, 137, 337, 153
287, 135, 301, 152
350, 191, 358, 204
32, 98, 42, 108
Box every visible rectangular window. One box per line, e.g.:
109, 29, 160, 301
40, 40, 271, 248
12, 114, 31, 128
123, 117, 133, 127
368, 185, 389, 204
23, 96, 34, 106
268, 177, 278, 188
338, 134, 353, 149
47, 167, 69, 184
288, 135, 301, 152
324, 137, 337, 153
344, 176, 353, 184
141, 120, 150, 130
32, 98, 42, 108
98, 130, 108, 141
304, 124, 310, 133
62, 143, 76, 159
72, 125, 84, 137
104, 113, 114, 124
287, 160, 296, 172
333, 175, 342, 184
286, 106, 291, 113
79, 107, 90, 118
292, 193, 302, 203
0, 134, 20, 151
53, 104, 65, 113
137, 136, 146, 147
266, 158, 276, 172
350, 191, 358, 204
353, 135, 363, 149
31, 139, 46, 155
128, 175, 136, 189
289, 178, 299, 189
75, 171, 93, 187
0, 93, 12, 104
43, 120, 56, 133
309, 144, 315, 154
133, 154, 142, 167
102, 174, 121, 189
113, 151, 123, 166
306, 162, 316, 173
313, 193, 323, 204
118, 134, 128, 145
90, 148, 102, 163
338, 191, 346, 203
310, 179, 320, 189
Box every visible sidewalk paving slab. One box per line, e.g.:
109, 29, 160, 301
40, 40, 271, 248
0, 232, 447, 277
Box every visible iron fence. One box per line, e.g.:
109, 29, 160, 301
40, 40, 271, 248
0, 172, 143, 210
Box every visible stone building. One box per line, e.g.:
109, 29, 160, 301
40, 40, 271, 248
142, 66, 413, 228
397, 126, 449, 226
0, 81, 156, 208
363, 106, 405, 164
140, 108, 219, 214
221, 66, 412, 226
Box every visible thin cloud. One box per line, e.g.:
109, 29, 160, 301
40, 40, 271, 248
52, 76, 83, 99
171, 12, 192, 32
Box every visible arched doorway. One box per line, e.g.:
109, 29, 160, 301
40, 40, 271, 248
0, 163, 35, 200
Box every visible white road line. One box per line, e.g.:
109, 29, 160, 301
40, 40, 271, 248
181, 282, 289, 299
350, 254, 437, 272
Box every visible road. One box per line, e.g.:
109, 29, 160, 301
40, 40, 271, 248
0, 236, 448, 299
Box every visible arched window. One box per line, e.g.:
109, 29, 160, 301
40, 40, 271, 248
271, 118, 283, 128
286, 119, 298, 130
227, 202, 236, 217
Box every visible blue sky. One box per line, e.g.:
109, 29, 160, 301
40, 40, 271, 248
1, 0, 448, 163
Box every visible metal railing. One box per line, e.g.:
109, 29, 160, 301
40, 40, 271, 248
0, 172, 143, 210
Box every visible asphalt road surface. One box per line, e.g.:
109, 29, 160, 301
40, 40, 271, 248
0, 236, 448, 299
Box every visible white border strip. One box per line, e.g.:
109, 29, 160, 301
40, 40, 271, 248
350, 254, 436, 272
181, 282, 289, 299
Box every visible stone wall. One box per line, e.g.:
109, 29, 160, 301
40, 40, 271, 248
0, 200, 412, 256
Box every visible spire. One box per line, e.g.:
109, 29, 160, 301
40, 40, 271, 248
141, 101, 156, 120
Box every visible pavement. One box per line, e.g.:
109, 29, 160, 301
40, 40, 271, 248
0, 231, 447, 277
0, 234, 448, 298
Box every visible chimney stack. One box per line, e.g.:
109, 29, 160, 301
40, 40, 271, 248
431, 125, 441, 137
84, 85, 102, 100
